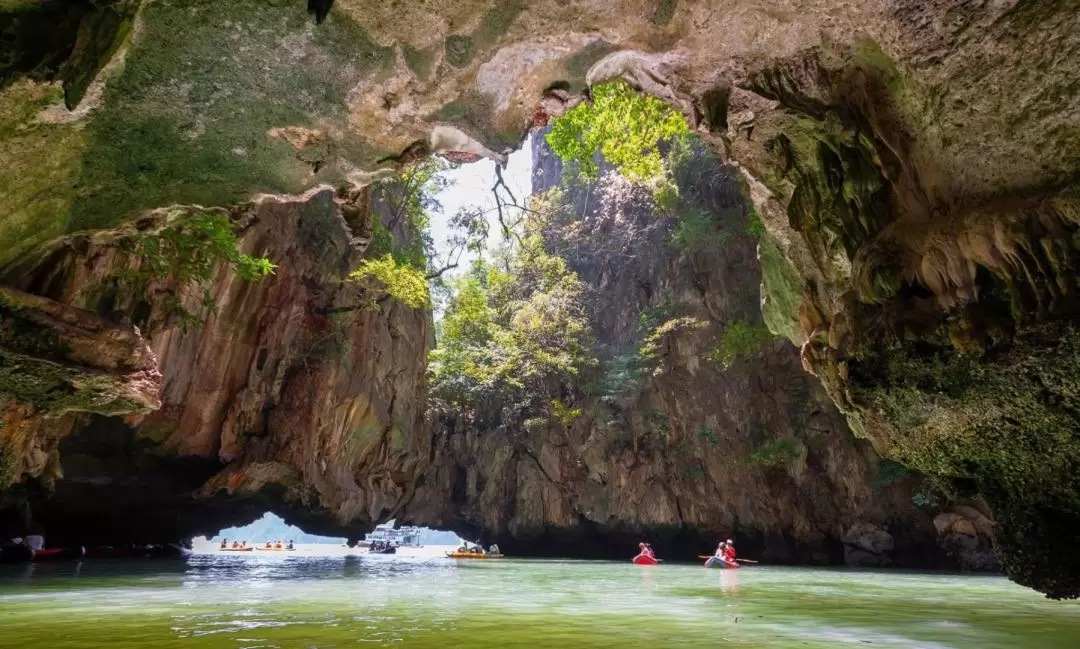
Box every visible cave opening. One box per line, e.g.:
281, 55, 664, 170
192, 511, 465, 553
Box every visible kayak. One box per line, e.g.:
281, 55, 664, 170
368, 546, 397, 554
445, 551, 502, 559
32, 547, 85, 562
220, 547, 255, 552
255, 546, 294, 551
703, 555, 739, 569
632, 554, 658, 565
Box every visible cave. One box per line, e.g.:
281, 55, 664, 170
1, 0, 1079, 602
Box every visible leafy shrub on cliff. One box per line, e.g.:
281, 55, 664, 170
111, 210, 275, 330
349, 254, 430, 309
709, 320, 775, 368
546, 81, 689, 183
745, 436, 802, 468
638, 316, 707, 374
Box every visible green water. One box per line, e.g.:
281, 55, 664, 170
1, 554, 1078, 648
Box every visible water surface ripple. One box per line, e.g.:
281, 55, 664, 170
1, 549, 1077, 648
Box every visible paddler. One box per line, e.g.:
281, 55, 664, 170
714, 540, 727, 558
723, 539, 736, 562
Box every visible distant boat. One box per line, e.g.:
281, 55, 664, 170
361, 522, 423, 548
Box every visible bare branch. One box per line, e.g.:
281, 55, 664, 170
425, 263, 460, 280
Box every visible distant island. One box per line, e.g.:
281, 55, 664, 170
209, 513, 463, 545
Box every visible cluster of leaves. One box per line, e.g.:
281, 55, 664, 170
349, 255, 430, 309
637, 316, 707, 373
429, 234, 598, 414
551, 399, 583, 427
708, 320, 774, 368
745, 436, 801, 468
113, 210, 275, 329
697, 426, 720, 446
546, 81, 689, 183
355, 159, 488, 311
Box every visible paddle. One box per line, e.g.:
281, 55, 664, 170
697, 555, 758, 564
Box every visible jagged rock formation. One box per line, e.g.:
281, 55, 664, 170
1, 187, 430, 545
1, 0, 1078, 596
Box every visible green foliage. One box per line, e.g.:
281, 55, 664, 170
546, 81, 689, 183
112, 210, 275, 329
671, 206, 730, 250
597, 350, 649, 398
349, 254, 430, 309
430, 238, 598, 411
746, 436, 801, 468
746, 207, 767, 238
872, 459, 911, 486
638, 316, 707, 371
709, 320, 774, 368
551, 399, 583, 427
352, 159, 470, 311
697, 426, 720, 446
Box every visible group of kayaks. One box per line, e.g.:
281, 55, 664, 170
630, 552, 748, 569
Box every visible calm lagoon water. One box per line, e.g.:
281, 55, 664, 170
1, 547, 1077, 648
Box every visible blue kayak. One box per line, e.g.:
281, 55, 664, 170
704, 556, 739, 569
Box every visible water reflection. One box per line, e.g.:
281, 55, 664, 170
717, 569, 740, 595
1, 554, 1078, 649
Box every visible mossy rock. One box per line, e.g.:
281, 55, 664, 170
1, 0, 393, 269
850, 323, 1080, 598
444, 35, 474, 69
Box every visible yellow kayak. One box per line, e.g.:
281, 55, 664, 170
445, 551, 503, 559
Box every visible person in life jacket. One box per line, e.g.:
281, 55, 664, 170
723, 539, 736, 562
639, 542, 656, 559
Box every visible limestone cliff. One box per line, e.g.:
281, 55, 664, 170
415, 132, 996, 569
1, 187, 431, 544
0, 0, 1078, 596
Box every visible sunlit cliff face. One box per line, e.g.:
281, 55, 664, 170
2, 0, 1080, 597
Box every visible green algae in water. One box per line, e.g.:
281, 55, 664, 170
2, 557, 1079, 648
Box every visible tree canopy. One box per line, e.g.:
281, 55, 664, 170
545, 81, 689, 183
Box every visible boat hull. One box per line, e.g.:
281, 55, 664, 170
32, 547, 85, 562
445, 552, 502, 559
704, 556, 739, 569
632, 554, 658, 565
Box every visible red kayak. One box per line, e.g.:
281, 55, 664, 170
632, 554, 658, 565
32, 547, 85, 562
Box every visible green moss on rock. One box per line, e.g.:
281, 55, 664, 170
850, 324, 1080, 598
403, 44, 436, 79
72, 0, 393, 230
759, 235, 804, 344
444, 34, 475, 68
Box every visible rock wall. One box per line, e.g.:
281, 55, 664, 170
0, 187, 431, 545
